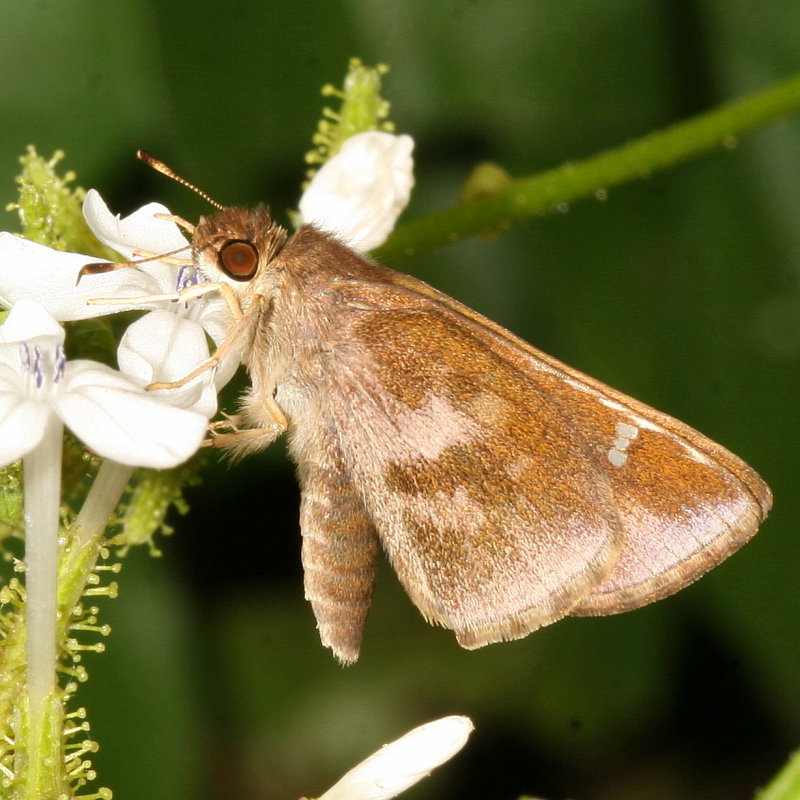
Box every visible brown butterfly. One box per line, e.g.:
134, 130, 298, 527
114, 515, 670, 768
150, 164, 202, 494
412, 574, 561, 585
84, 152, 772, 664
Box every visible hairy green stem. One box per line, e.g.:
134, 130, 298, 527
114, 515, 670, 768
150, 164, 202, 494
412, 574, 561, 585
377, 72, 800, 261
8, 459, 132, 799
57, 460, 133, 631
73, 461, 133, 550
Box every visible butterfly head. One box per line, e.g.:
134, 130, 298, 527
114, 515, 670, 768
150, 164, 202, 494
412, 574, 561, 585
192, 204, 288, 288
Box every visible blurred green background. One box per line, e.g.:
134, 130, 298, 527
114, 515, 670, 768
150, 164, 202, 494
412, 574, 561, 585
2, 1, 799, 799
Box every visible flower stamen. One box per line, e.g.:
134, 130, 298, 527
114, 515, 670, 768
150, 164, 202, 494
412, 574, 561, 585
32, 345, 44, 388
17, 341, 67, 393
18, 341, 30, 370
53, 344, 66, 382
176, 265, 204, 293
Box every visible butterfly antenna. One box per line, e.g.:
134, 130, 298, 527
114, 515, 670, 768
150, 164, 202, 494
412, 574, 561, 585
137, 149, 224, 210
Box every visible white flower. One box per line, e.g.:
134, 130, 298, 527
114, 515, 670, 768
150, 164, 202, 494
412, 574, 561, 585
318, 716, 474, 800
299, 131, 414, 252
82, 190, 232, 351
117, 310, 219, 418
0, 190, 239, 387
0, 299, 210, 468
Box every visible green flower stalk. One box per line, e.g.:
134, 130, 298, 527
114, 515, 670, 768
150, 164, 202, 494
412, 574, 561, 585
305, 57, 396, 178
0, 151, 214, 799
6, 148, 117, 260
376, 71, 800, 261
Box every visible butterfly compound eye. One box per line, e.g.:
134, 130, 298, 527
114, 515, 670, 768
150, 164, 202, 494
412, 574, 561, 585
219, 240, 259, 281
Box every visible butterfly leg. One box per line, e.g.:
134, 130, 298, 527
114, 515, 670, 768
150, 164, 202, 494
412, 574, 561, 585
141, 283, 249, 391
204, 396, 288, 453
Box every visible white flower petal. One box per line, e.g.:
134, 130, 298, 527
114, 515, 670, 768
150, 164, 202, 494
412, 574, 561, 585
0, 299, 64, 343
299, 131, 414, 252
0, 392, 49, 464
83, 189, 191, 263
117, 311, 218, 417
0, 233, 160, 319
0, 304, 63, 463
193, 299, 234, 348
319, 716, 474, 800
55, 361, 208, 468
212, 345, 242, 392
117, 311, 206, 383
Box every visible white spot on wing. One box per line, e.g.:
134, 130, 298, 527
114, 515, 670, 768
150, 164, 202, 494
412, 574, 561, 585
607, 449, 628, 468
615, 422, 639, 440
607, 421, 640, 468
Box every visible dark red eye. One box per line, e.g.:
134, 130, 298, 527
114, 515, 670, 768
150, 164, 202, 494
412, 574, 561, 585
218, 240, 259, 280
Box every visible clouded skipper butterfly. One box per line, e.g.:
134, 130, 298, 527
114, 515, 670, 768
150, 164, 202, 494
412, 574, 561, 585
84, 151, 772, 664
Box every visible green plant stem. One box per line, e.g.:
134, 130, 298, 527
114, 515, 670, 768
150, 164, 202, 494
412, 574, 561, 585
73, 461, 133, 550
755, 748, 800, 800
58, 460, 133, 624
376, 71, 800, 261
17, 694, 62, 800
4, 459, 132, 799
